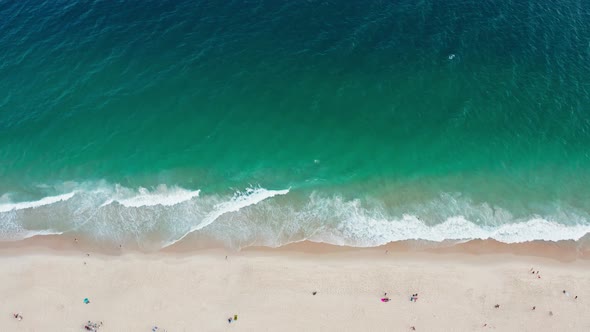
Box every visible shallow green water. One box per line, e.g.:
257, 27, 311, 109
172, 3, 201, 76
1, 0, 590, 248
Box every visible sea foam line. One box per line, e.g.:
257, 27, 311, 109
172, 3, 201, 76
163, 187, 290, 247
309, 215, 590, 247
21, 229, 64, 239
100, 187, 201, 208
0, 192, 76, 213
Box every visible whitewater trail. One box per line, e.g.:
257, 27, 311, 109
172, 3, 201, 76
162, 187, 290, 248
0, 184, 589, 248
100, 187, 201, 208
0, 192, 77, 213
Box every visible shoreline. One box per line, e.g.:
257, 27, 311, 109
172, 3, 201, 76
2, 233, 589, 262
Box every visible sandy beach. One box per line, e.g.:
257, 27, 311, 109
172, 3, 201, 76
0, 239, 589, 332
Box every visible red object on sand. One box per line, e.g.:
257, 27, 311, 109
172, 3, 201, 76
381, 298, 390, 302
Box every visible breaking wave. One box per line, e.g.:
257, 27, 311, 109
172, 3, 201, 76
0, 183, 589, 249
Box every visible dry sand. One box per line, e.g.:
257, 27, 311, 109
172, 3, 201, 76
0, 240, 589, 332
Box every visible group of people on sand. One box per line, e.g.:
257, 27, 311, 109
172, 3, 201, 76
490, 271, 581, 321
380, 292, 419, 303
379, 294, 418, 330
84, 320, 102, 331
562, 289, 578, 299
227, 314, 238, 323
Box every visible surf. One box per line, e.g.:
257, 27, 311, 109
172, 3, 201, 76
1, 183, 588, 250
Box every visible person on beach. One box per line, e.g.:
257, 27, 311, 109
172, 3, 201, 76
13, 313, 23, 320
84, 321, 101, 331
532, 306, 536, 310
494, 304, 500, 308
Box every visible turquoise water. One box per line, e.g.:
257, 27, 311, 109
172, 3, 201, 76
1, 0, 590, 249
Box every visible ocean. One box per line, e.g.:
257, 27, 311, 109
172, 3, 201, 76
1, 0, 590, 250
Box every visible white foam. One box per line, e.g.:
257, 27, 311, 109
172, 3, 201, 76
491, 218, 590, 243
100, 186, 200, 208
2, 184, 589, 249
310, 211, 590, 247
21, 229, 64, 239
164, 187, 290, 247
295, 194, 590, 247
0, 192, 76, 213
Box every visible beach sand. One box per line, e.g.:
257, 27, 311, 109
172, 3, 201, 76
1, 239, 589, 331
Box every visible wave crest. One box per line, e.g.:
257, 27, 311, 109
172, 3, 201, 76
0, 185, 589, 248
100, 185, 200, 208
0, 192, 76, 213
